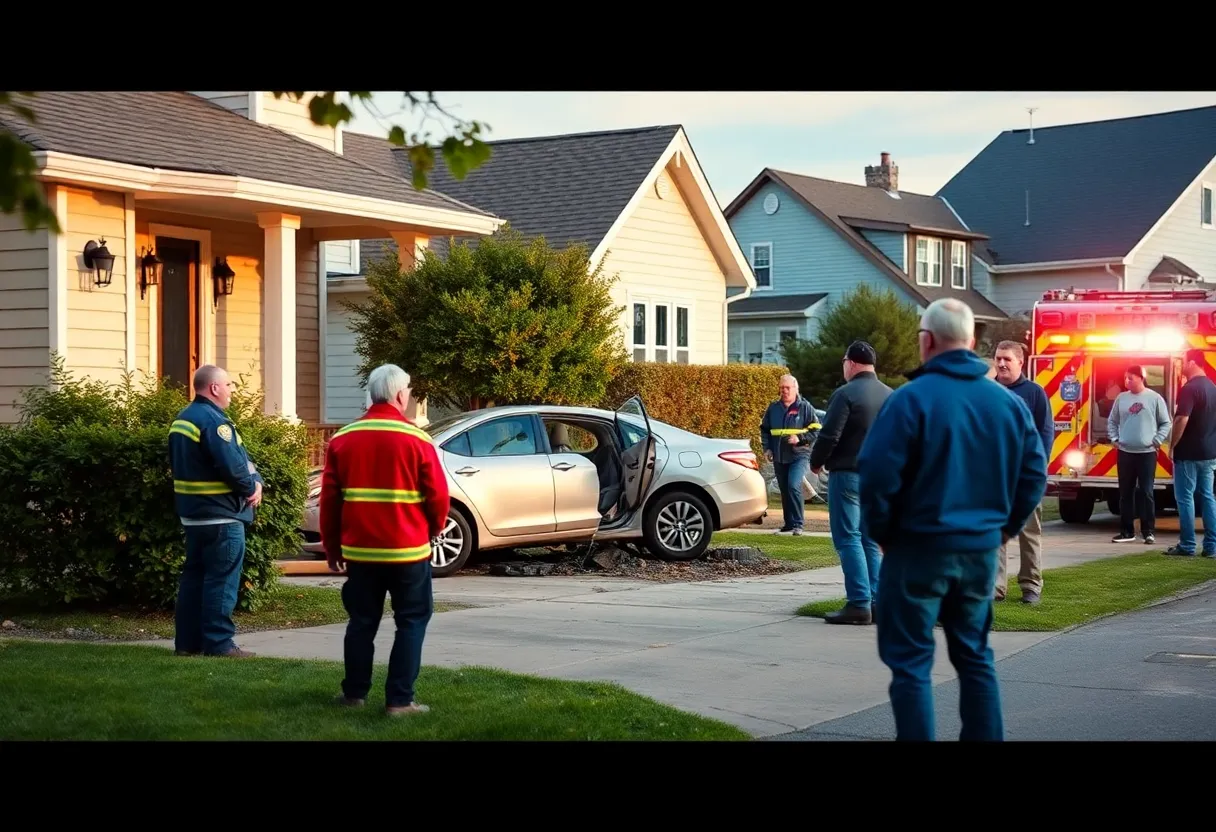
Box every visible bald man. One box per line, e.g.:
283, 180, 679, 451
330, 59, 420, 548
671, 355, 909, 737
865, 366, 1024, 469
168, 364, 264, 658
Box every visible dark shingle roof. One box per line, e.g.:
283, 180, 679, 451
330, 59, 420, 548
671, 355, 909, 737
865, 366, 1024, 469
729, 292, 827, 315
724, 168, 1005, 319
936, 105, 1216, 265
0, 91, 495, 216
343, 125, 680, 272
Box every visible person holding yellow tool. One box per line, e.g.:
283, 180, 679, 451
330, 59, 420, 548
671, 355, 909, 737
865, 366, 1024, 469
760, 374, 821, 535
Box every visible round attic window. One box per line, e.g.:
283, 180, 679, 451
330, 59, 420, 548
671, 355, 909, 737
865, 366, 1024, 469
655, 174, 671, 200
763, 193, 780, 214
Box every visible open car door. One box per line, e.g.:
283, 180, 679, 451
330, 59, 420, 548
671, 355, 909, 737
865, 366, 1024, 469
615, 394, 657, 512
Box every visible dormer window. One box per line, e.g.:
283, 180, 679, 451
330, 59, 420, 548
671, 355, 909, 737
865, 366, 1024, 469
915, 237, 943, 287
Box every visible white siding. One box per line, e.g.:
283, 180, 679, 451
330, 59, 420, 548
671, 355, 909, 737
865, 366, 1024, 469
188, 92, 251, 118
65, 188, 128, 385
1125, 156, 1216, 288
258, 92, 341, 153
727, 318, 808, 365
325, 291, 369, 423
325, 239, 360, 276
602, 162, 729, 365
986, 268, 1120, 317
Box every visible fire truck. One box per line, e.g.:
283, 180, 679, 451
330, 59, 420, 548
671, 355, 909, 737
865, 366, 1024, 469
1030, 287, 1216, 524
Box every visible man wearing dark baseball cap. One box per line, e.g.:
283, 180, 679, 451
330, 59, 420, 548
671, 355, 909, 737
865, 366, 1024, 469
810, 339, 892, 625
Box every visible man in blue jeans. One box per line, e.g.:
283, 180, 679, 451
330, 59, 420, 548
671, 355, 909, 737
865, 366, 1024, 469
858, 299, 1047, 741
168, 365, 265, 658
810, 340, 891, 625
1166, 349, 1216, 558
760, 374, 820, 535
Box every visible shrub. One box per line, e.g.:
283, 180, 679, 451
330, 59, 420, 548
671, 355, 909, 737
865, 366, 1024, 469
0, 357, 310, 611
598, 362, 788, 456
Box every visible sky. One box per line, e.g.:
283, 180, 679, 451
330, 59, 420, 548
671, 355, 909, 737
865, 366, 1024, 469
345, 92, 1216, 207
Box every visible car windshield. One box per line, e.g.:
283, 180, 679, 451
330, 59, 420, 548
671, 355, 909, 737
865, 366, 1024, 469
422, 412, 477, 437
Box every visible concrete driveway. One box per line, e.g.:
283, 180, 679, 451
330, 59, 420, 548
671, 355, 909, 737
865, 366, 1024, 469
232, 515, 1141, 737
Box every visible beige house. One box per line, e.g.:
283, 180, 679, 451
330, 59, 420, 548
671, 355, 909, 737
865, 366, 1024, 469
322, 124, 756, 424
0, 91, 501, 425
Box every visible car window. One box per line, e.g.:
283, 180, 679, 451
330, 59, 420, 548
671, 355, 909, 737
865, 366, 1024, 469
454, 416, 541, 457
617, 421, 648, 449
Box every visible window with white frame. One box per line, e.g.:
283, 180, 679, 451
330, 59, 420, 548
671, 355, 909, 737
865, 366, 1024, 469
916, 237, 943, 286
950, 240, 967, 289
631, 297, 691, 364
751, 243, 772, 288
1203, 183, 1213, 229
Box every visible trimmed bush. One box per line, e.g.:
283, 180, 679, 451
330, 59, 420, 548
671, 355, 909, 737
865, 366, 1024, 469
0, 357, 310, 611
598, 362, 789, 456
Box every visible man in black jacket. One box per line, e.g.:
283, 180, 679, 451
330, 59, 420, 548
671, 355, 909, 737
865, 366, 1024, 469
811, 341, 892, 625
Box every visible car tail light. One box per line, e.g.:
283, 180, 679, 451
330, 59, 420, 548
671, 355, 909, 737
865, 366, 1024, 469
719, 450, 759, 470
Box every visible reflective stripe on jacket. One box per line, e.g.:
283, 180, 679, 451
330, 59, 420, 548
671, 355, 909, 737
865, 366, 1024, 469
167, 397, 262, 523
760, 397, 820, 462
318, 403, 451, 564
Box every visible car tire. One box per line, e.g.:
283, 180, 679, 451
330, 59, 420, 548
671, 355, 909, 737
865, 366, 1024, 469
642, 490, 713, 561
432, 508, 474, 578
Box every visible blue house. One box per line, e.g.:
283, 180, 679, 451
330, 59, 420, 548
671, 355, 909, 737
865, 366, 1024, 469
937, 105, 1216, 317
723, 153, 1007, 364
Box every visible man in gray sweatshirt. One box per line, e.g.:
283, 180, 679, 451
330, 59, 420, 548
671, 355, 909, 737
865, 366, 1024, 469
1108, 364, 1172, 544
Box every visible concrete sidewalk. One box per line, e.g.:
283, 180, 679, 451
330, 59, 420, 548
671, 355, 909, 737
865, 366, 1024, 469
772, 582, 1216, 741
140, 517, 1171, 737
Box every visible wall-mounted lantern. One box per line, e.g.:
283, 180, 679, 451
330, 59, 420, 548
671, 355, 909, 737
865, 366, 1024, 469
139, 248, 162, 300
213, 257, 236, 308
83, 239, 116, 287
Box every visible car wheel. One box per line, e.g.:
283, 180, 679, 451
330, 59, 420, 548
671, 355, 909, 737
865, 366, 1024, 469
643, 490, 712, 561
431, 509, 474, 578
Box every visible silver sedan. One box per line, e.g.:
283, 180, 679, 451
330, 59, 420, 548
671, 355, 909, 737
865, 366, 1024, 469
300, 396, 769, 577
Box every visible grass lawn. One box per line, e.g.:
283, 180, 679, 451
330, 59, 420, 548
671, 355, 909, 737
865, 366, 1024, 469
1041, 496, 1061, 523
711, 531, 840, 569
0, 640, 749, 741
796, 551, 1216, 631
0, 584, 467, 642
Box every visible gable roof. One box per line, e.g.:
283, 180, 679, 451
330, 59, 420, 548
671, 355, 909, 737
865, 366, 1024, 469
936, 105, 1216, 266
724, 168, 1005, 319
0, 91, 494, 217
342, 125, 681, 269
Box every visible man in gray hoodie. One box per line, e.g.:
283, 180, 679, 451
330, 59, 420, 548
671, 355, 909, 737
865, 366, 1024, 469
1109, 364, 1171, 544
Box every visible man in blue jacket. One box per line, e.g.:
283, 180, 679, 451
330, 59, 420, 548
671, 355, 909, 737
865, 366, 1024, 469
857, 299, 1047, 741
168, 364, 264, 658
760, 374, 820, 534
993, 339, 1054, 605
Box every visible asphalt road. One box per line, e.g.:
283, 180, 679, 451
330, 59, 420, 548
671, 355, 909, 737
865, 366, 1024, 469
770, 583, 1216, 742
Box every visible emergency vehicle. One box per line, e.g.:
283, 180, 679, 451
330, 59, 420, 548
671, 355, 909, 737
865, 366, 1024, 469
1030, 288, 1216, 524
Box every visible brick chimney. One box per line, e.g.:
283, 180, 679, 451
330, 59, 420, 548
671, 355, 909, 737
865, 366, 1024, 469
865, 151, 898, 191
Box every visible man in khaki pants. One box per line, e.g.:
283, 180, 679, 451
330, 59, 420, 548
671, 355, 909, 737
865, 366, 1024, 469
992, 340, 1054, 604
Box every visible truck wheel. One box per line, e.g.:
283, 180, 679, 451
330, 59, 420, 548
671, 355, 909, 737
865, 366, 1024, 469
1059, 493, 1094, 524
1106, 498, 1119, 517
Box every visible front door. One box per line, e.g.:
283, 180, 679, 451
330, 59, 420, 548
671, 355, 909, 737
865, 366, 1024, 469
157, 237, 200, 390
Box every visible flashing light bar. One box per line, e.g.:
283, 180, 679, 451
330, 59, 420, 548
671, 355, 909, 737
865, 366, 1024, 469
1044, 328, 1187, 351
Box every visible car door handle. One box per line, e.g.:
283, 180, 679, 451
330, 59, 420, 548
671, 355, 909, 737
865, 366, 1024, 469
455, 466, 479, 475
552, 462, 576, 471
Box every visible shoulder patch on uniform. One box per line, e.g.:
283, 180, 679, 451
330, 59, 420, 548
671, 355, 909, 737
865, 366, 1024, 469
217, 424, 233, 442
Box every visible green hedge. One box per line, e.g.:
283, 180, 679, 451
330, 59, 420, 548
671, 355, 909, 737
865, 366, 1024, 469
598, 362, 789, 457
0, 357, 310, 610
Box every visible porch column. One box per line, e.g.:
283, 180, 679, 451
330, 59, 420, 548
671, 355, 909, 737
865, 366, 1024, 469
257, 211, 301, 421
390, 231, 429, 271
390, 231, 429, 423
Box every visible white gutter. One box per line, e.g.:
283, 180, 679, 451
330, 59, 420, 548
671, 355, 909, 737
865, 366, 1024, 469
987, 256, 1125, 275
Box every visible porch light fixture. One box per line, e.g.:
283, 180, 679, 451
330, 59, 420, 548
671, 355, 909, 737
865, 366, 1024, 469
212, 257, 236, 308
83, 238, 116, 287
139, 247, 162, 300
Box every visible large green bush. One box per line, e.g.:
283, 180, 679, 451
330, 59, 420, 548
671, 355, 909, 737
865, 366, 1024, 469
598, 362, 789, 457
0, 357, 310, 611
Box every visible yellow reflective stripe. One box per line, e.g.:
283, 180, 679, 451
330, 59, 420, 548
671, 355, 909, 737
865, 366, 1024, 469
341, 543, 432, 563
770, 422, 821, 435
170, 420, 201, 442
807, 422, 822, 430
174, 480, 233, 495
342, 487, 424, 503
334, 419, 432, 442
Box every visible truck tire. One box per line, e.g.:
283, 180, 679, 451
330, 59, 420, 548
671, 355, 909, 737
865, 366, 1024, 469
1059, 493, 1095, 524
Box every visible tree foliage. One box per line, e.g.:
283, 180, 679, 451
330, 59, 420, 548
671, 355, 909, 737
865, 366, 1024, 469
345, 227, 626, 412
779, 283, 922, 406
976, 315, 1031, 358
0, 91, 491, 233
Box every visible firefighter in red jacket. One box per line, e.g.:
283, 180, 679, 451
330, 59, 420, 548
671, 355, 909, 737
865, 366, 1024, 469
319, 363, 450, 716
